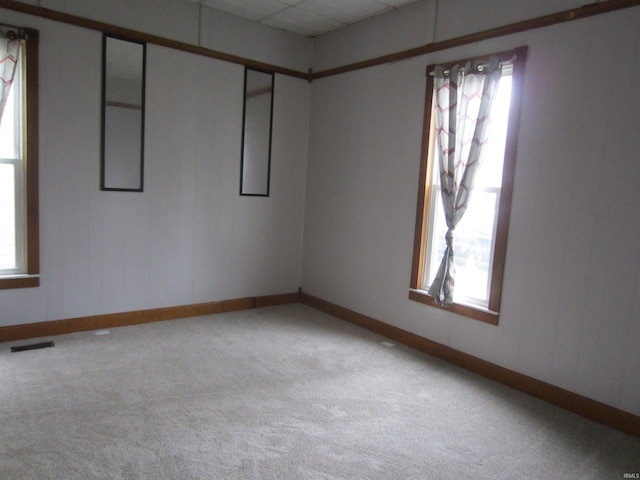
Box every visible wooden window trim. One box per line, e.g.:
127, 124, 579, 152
0, 28, 39, 290
409, 46, 527, 325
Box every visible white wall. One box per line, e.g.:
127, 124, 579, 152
0, 7, 310, 324
199, 6, 311, 73
311, 0, 587, 71
303, 6, 640, 417
2, 0, 639, 418
37, 0, 312, 72
310, 0, 437, 72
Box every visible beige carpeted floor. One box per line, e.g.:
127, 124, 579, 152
0, 304, 638, 479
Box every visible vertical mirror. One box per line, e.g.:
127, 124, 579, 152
240, 68, 274, 196
101, 34, 146, 191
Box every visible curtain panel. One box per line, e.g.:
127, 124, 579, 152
427, 58, 503, 306
0, 28, 21, 123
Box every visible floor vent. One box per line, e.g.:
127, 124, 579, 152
10, 341, 55, 353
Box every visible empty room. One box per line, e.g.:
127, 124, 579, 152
1, 0, 639, 478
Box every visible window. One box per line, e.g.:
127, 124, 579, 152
409, 47, 526, 324
0, 27, 39, 290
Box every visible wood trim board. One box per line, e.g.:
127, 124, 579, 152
3, 288, 639, 438
0, 292, 300, 343
0, 0, 311, 80
2, 0, 639, 82
311, 0, 640, 79
0, 276, 39, 290
300, 292, 640, 439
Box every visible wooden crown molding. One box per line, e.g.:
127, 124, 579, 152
2, 0, 639, 82
0, 0, 311, 80
311, 0, 640, 79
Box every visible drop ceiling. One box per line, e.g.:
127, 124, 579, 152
184, 0, 421, 37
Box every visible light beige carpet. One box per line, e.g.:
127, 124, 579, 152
1, 304, 638, 479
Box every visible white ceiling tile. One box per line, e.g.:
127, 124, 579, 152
262, 6, 344, 36
188, 0, 422, 36
201, 0, 287, 21
297, 0, 390, 24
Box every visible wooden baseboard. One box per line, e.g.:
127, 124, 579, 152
5, 289, 638, 437
300, 292, 640, 439
0, 292, 300, 343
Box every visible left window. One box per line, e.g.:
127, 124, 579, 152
0, 27, 39, 289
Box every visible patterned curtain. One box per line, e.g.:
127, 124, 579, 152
0, 29, 21, 123
427, 57, 503, 306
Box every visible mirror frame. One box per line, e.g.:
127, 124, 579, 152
240, 67, 274, 197
100, 33, 146, 192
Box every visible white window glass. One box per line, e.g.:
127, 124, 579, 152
422, 68, 513, 309
0, 46, 24, 275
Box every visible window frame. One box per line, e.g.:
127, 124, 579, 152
409, 46, 527, 324
0, 28, 39, 290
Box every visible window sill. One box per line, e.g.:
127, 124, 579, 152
0, 275, 40, 290
409, 289, 498, 325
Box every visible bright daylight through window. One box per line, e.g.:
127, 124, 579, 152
424, 67, 511, 306
410, 47, 526, 324
0, 44, 24, 274
0, 27, 39, 289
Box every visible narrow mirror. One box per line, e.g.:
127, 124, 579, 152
101, 34, 146, 191
240, 68, 274, 196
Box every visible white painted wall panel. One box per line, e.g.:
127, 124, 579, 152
304, 59, 425, 316
618, 41, 640, 414
269, 74, 310, 290
622, 279, 640, 414
312, 0, 587, 71
145, 188, 172, 308
13, 0, 311, 73
548, 23, 612, 391
434, 0, 586, 42
200, 7, 312, 73
1, 0, 639, 419
0, 8, 309, 326
99, 197, 127, 315
188, 55, 245, 303
121, 198, 153, 312
42, 0, 201, 45
512, 28, 583, 382
87, 188, 104, 312
311, 0, 437, 71
303, 7, 640, 416
37, 21, 101, 321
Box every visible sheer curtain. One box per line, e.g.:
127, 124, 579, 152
0, 29, 21, 122
427, 57, 503, 306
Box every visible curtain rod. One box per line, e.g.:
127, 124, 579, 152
0, 22, 27, 39
429, 55, 516, 77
